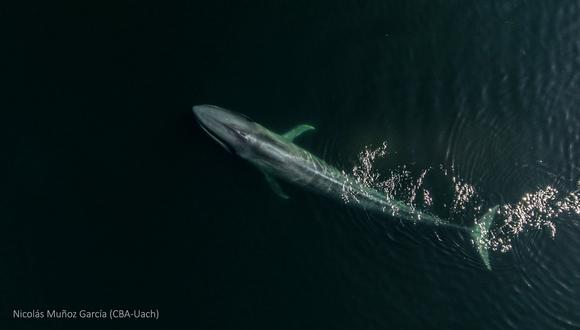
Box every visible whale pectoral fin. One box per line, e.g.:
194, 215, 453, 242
283, 124, 315, 142
264, 173, 290, 199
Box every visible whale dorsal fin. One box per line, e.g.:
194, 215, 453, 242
263, 172, 289, 199
283, 124, 315, 142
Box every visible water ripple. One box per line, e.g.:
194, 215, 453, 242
340, 142, 580, 261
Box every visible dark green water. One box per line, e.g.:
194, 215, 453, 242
3, 0, 580, 329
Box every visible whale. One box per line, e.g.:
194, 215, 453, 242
193, 104, 499, 270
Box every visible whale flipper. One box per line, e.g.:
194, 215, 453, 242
470, 206, 499, 270
283, 124, 315, 142
263, 173, 289, 199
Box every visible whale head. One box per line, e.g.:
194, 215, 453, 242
193, 104, 259, 157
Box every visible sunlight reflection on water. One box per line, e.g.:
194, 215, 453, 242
341, 142, 580, 254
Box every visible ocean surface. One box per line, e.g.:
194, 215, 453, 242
3, 0, 580, 329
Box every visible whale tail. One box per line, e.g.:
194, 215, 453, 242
470, 206, 499, 270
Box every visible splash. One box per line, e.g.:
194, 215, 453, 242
556, 189, 580, 216
485, 187, 580, 252
410, 169, 430, 206
342, 141, 580, 254
380, 167, 412, 200
351, 141, 389, 188
451, 177, 477, 212
341, 142, 390, 205
423, 189, 433, 206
